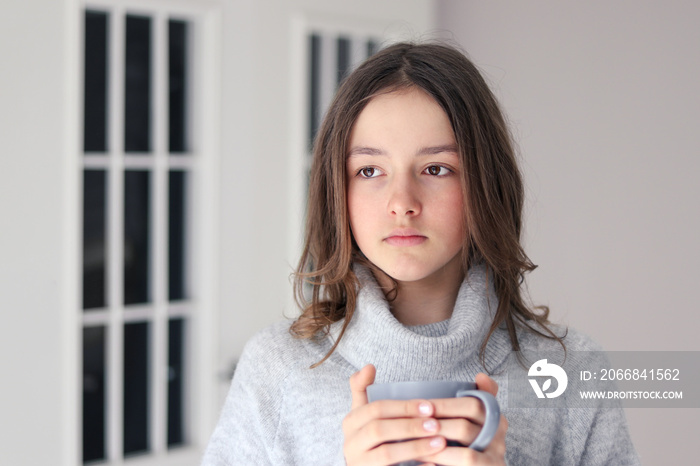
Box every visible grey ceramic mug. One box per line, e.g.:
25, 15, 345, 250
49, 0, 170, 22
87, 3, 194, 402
366, 380, 501, 466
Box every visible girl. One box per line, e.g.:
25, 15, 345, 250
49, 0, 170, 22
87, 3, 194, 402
203, 42, 639, 465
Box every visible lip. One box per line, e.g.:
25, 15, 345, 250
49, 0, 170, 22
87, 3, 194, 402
384, 228, 427, 246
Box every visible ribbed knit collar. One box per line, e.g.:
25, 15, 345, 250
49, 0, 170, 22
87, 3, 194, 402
329, 264, 513, 382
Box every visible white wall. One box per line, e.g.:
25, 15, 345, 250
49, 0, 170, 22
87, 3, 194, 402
0, 0, 80, 464
437, 0, 700, 463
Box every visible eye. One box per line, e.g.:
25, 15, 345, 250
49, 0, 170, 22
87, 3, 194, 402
424, 165, 451, 176
357, 166, 383, 178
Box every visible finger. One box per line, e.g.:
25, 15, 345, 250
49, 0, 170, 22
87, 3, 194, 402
417, 413, 508, 464
436, 413, 507, 450
366, 436, 446, 466
434, 417, 482, 446
354, 417, 442, 452
475, 373, 499, 397
349, 364, 376, 410
344, 398, 435, 434
417, 445, 483, 466
431, 397, 486, 424
481, 413, 508, 458
435, 414, 508, 462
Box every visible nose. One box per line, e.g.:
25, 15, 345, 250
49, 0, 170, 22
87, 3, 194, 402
387, 175, 421, 217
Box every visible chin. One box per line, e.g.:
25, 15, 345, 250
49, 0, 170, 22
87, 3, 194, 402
380, 264, 440, 283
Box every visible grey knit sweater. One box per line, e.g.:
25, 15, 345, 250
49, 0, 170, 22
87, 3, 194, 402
202, 265, 639, 465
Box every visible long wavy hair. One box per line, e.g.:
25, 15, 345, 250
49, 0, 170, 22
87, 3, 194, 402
291, 42, 564, 368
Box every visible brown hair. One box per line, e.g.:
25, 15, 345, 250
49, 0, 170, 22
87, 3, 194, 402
291, 42, 564, 368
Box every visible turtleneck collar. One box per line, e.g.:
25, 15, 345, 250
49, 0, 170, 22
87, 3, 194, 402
329, 264, 513, 382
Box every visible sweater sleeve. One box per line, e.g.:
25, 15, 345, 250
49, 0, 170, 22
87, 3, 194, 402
514, 326, 641, 465
201, 327, 287, 465
563, 332, 640, 465
570, 405, 640, 465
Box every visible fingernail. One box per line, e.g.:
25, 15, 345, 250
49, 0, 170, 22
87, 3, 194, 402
423, 419, 438, 432
418, 401, 432, 415
430, 437, 444, 449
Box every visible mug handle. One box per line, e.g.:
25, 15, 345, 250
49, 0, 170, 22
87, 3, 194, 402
454, 390, 501, 452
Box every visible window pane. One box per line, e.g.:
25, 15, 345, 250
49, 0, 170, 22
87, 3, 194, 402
337, 36, 351, 86
169, 171, 187, 301
168, 318, 185, 446
84, 11, 109, 153
125, 15, 151, 153
124, 171, 150, 305
83, 170, 107, 310
124, 322, 150, 455
308, 33, 321, 149
83, 326, 106, 462
169, 20, 188, 153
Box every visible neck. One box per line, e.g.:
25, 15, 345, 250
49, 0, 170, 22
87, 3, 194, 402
332, 261, 511, 382
373, 256, 465, 326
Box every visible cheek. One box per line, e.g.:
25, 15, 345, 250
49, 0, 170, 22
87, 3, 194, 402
347, 186, 368, 239
347, 187, 382, 246
436, 187, 466, 238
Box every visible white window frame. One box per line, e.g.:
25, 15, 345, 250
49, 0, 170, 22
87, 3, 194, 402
79, 1, 221, 464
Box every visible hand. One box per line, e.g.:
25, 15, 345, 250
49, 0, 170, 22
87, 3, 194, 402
416, 373, 508, 465
343, 364, 448, 466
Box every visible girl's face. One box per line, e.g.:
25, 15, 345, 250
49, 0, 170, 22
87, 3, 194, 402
346, 87, 466, 284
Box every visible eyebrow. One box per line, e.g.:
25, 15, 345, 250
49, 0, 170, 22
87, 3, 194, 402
347, 144, 458, 157
417, 144, 459, 156
347, 146, 386, 157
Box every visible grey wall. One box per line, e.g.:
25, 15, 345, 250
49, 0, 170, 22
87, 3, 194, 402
437, 0, 700, 463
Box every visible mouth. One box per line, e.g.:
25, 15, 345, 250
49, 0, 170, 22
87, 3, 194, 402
384, 229, 427, 246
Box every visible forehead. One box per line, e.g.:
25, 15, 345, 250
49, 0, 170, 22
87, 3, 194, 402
348, 88, 455, 153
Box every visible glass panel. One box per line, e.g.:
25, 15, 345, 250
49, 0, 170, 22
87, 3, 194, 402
169, 171, 187, 301
337, 36, 351, 86
125, 15, 152, 153
168, 318, 185, 446
83, 170, 107, 310
169, 20, 188, 153
367, 38, 378, 58
124, 171, 150, 305
83, 326, 106, 462
84, 11, 109, 153
308, 33, 321, 149
123, 322, 150, 455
